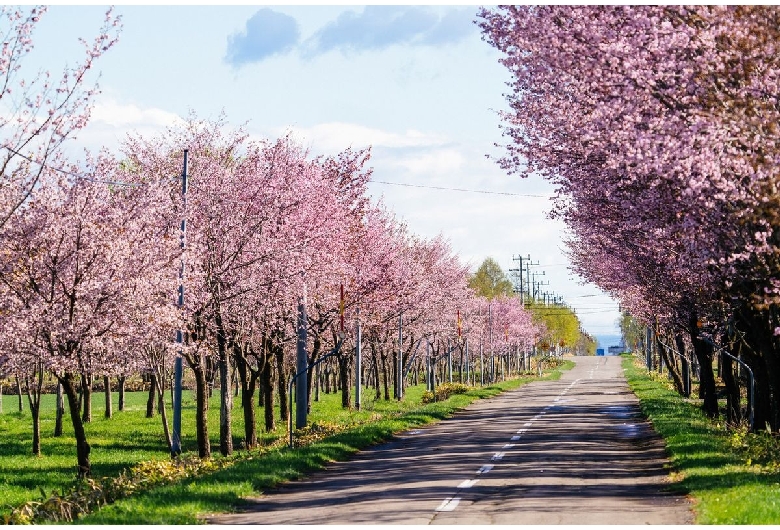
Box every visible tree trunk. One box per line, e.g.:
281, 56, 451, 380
274, 343, 289, 424
103, 375, 112, 419
258, 373, 265, 408
81, 373, 92, 423
117, 376, 126, 411
324, 365, 332, 394
314, 364, 320, 402
261, 350, 275, 432
675, 334, 691, 397
54, 382, 64, 437
338, 354, 352, 409
381, 351, 390, 401
146, 373, 157, 418
459, 347, 464, 383
15, 376, 23, 412
60, 373, 91, 477
235, 344, 258, 450
720, 351, 741, 425
372, 346, 381, 400
657, 334, 685, 396
392, 349, 398, 399
306, 335, 321, 413
734, 307, 775, 431
689, 315, 719, 418
192, 364, 211, 458
155, 376, 173, 452
216, 331, 233, 457
242, 371, 258, 449
24, 370, 43, 457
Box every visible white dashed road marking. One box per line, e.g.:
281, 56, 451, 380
436, 376, 584, 516
435, 497, 461, 512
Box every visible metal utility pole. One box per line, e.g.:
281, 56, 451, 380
295, 292, 308, 429
510, 254, 528, 305
397, 314, 403, 400
171, 149, 188, 457
526, 257, 540, 304
645, 327, 652, 371
531, 271, 547, 299
464, 338, 469, 385
488, 303, 494, 383
426, 340, 432, 391
355, 308, 362, 410
479, 341, 484, 386
447, 339, 453, 383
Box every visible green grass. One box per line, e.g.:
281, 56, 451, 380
0, 363, 573, 524
80, 362, 572, 524
622, 355, 780, 524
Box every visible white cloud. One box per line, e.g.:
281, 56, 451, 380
68, 99, 187, 155
278, 121, 449, 153
393, 148, 465, 176
90, 99, 184, 129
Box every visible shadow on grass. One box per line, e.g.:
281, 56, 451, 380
622, 355, 780, 523
79, 371, 568, 524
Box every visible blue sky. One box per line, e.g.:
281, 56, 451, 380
33, 4, 621, 345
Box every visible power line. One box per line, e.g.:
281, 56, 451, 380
2, 144, 141, 187
370, 179, 546, 197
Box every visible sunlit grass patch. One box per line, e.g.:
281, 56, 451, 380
622, 354, 780, 524
0, 360, 573, 523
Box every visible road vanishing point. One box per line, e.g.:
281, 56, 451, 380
208, 356, 693, 525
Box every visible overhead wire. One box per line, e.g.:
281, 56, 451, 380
370, 179, 546, 197
2, 144, 142, 187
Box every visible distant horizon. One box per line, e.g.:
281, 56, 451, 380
595, 334, 622, 350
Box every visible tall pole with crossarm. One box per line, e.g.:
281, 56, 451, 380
171, 150, 188, 457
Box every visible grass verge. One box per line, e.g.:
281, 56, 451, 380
622, 355, 780, 524
77, 361, 573, 524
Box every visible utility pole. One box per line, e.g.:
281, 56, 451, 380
171, 149, 187, 458
645, 326, 652, 371
511, 254, 541, 306
355, 308, 362, 410
510, 254, 529, 305
532, 272, 548, 300
397, 313, 403, 400
295, 291, 308, 429
464, 338, 469, 385
489, 303, 494, 383
447, 338, 453, 383
426, 340, 432, 391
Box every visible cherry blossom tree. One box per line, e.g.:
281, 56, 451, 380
0, 6, 121, 228
479, 6, 780, 426
0, 150, 177, 476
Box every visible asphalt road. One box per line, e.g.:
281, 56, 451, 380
208, 356, 693, 525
